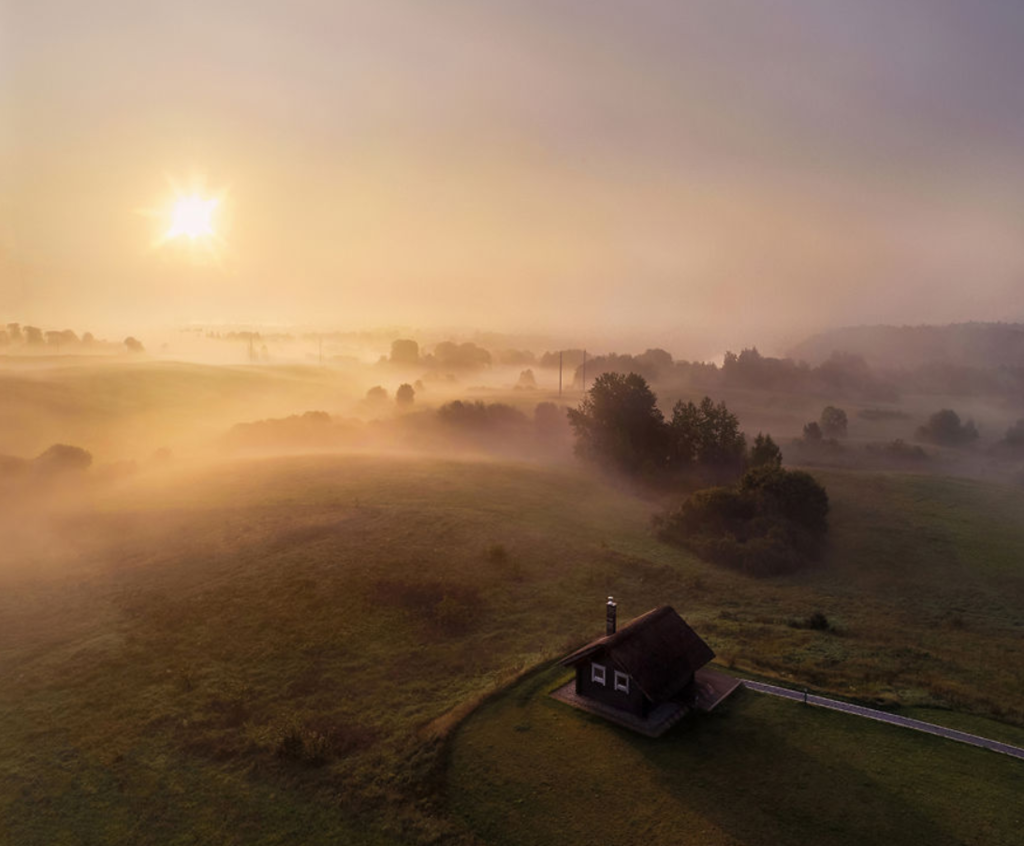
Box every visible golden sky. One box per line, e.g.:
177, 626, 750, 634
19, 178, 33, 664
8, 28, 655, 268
4, 0, 1024, 352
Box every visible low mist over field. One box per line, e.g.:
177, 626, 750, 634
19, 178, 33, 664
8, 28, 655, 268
4, 2, 1024, 845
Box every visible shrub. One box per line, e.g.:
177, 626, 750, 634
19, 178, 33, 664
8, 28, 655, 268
739, 465, 829, 533
656, 467, 828, 577
806, 611, 831, 631
865, 439, 929, 462
437, 400, 528, 430
787, 611, 833, 631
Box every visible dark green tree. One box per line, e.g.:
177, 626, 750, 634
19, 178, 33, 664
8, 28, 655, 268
669, 396, 746, 476
395, 383, 415, 406
750, 432, 783, 468
803, 421, 823, 442
567, 372, 669, 476
390, 338, 420, 365
916, 409, 978, 446
820, 406, 848, 438
1004, 419, 1024, 448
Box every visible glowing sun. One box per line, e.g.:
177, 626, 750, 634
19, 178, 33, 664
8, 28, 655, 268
166, 194, 219, 240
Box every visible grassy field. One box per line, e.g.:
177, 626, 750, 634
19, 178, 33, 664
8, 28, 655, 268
2, 453, 1023, 844
449, 664, 1024, 846
0, 360, 363, 460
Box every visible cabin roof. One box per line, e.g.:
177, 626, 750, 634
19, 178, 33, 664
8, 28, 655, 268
560, 605, 715, 703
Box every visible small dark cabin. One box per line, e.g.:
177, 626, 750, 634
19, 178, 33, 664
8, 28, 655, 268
560, 599, 714, 718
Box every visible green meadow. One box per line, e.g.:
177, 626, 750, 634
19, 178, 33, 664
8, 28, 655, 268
449, 664, 1024, 846
2, 452, 1023, 844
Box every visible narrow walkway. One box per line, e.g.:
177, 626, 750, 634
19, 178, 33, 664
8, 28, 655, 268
743, 680, 1024, 761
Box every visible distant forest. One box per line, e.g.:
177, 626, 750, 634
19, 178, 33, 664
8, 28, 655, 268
574, 345, 1024, 402
788, 322, 1024, 369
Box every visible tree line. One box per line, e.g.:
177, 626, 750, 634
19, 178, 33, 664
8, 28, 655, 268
567, 371, 829, 577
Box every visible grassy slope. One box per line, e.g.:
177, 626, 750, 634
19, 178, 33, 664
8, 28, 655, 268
2, 456, 1023, 844
450, 664, 1024, 846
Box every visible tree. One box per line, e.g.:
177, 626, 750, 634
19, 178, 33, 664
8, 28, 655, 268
34, 443, 92, 473
437, 401, 527, 430
567, 372, 668, 476
515, 369, 537, 390
390, 339, 420, 365
820, 406, 848, 438
916, 409, 978, 446
1004, 419, 1024, 449
750, 433, 783, 468
395, 383, 415, 406
802, 421, 823, 442
669, 396, 746, 477
124, 336, 145, 353
430, 341, 491, 370
366, 385, 388, 403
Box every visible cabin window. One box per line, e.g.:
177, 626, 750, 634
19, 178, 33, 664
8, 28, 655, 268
591, 663, 607, 686
614, 670, 630, 694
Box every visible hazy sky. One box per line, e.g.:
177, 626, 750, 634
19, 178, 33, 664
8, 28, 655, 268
4, 0, 1024, 354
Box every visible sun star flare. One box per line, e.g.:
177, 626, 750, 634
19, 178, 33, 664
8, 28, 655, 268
166, 194, 219, 240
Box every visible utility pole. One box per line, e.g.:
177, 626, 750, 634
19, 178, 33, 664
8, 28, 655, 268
559, 351, 562, 398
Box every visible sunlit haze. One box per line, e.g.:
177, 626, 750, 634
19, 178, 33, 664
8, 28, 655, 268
4, 0, 1024, 350
3, 6, 1024, 843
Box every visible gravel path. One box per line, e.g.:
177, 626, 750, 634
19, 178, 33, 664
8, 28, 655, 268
743, 680, 1024, 761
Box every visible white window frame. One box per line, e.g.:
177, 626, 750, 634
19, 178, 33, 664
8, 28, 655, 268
591, 662, 607, 686
614, 670, 630, 694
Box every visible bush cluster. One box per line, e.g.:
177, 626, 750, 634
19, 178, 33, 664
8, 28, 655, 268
655, 466, 829, 576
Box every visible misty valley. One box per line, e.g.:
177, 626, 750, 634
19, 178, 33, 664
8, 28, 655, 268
1, 323, 1023, 845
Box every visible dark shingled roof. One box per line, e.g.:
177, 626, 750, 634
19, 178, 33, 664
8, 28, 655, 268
561, 606, 715, 704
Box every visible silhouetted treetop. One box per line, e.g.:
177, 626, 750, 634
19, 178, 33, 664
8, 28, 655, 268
750, 433, 783, 469
567, 372, 668, 476
396, 383, 415, 406
916, 409, 979, 446
820, 406, 848, 438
